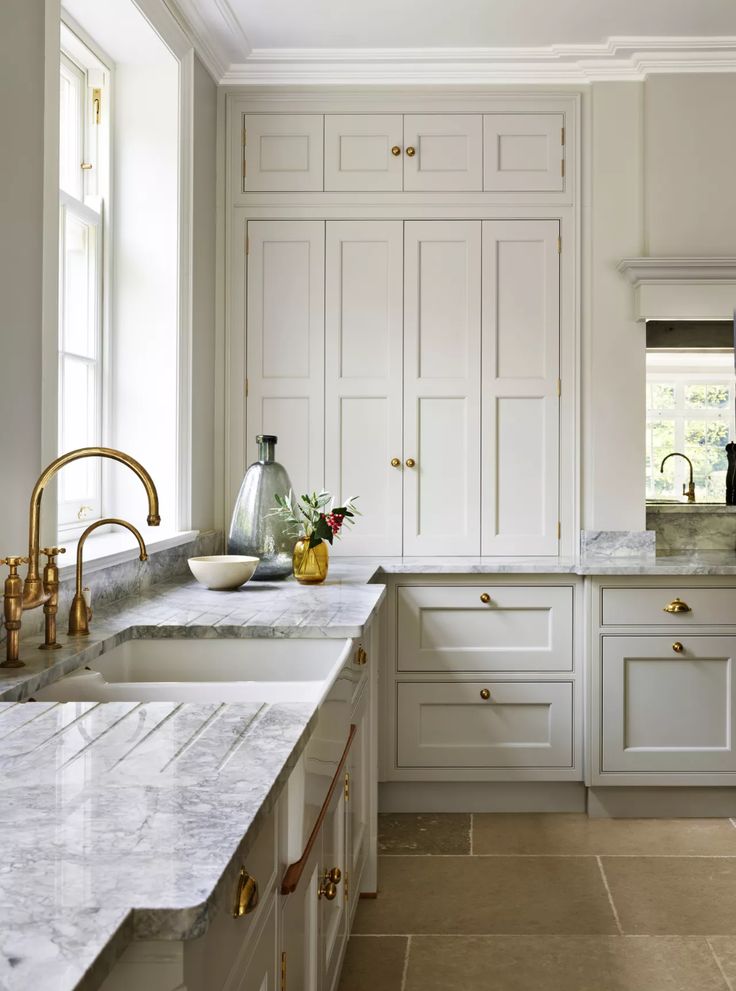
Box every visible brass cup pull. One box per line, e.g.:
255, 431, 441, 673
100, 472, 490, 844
405, 458, 416, 468
233, 868, 259, 918
663, 598, 691, 614
480, 593, 491, 604
354, 646, 367, 666
672, 642, 684, 653
391, 145, 401, 156
406, 146, 416, 157
480, 688, 491, 701
391, 458, 401, 467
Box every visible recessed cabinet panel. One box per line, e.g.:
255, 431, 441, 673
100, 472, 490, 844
324, 115, 403, 191
247, 221, 325, 496
397, 681, 573, 768
482, 220, 560, 555
403, 221, 481, 554
397, 585, 574, 672
233, 901, 278, 991
601, 636, 736, 773
483, 114, 565, 191
325, 221, 403, 556
243, 115, 324, 191
403, 115, 483, 191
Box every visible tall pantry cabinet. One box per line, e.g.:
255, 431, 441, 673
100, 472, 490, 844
230, 97, 578, 558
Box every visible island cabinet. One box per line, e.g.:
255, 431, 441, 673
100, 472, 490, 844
589, 578, 736, 787
98, 624, 378, 991
380, 575, 584, 791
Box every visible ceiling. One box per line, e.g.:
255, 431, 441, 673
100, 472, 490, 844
168, 0, 736, 83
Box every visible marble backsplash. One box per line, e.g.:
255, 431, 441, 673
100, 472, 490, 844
646, 506, 736, 553
0, 530, 223, 645
580, 530, 657, 558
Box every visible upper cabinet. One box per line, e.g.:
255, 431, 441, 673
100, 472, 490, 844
239, 111, 567, 195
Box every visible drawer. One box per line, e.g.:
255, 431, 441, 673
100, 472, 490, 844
601, 586, 736, 627
397, 585, 573, 672
601, 635, 736, 773
396, 681, 573, 768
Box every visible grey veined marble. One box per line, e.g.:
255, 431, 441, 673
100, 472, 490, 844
646, 506, 736, 553
579, 530, 657, 559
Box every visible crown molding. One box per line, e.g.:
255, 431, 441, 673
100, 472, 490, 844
618, 257, 736, 285
618, 257, 736, 322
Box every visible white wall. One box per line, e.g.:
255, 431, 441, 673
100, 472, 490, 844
0, 0, 48, 556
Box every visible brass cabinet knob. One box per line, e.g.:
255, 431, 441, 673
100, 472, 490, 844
318, 867, 342, 900
391, 458, 401, 467
327, 867, 342, 884
663, 598, 691, 614
406, 146, 416, 157
480, 688, 491, 700
233, 868, 259, 917
405, 458, 416, 468
391, 145, 401, 156
480, 593, 491, 604
672, 642, 684, 653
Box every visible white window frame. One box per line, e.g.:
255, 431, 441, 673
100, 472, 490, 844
58, 28, 111, 538
646, 350, 736, 502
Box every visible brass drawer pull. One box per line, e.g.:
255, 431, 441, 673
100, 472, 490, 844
480, 593, 491, 604
233, 868, 259, 918
672, 642, 684, 653
354, 646, 367, 666
318, 867, 342, 900
480, 688, 491, 700
391, 145, 401, 156
664, 598, 691, 614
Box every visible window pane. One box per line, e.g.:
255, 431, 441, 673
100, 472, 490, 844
649, 383, 675, 410
646, 420, 676, 499
62, 211, 97, 358
685, 419, 730, 502
685, 383, 731, 409
59, 63, 83, 199
59, 356, 99, 505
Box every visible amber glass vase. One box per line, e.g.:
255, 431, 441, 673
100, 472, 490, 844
293, 538, 329, 584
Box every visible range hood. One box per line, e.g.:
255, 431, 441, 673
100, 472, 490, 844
618, 257, 736, 322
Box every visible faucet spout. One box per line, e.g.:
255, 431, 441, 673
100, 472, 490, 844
660, 451, 696, 503
24, 447, 160, 608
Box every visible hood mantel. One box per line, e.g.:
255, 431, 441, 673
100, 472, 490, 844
618, 256, 736, 322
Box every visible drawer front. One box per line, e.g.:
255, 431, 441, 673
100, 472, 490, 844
602, 586, 736, 627
601, 635, 736, 773
397, 681, 573, 768
398, 585, 573, 672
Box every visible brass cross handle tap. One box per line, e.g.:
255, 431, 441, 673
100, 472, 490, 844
41, 547, 66, 563
39, 547, 67, 652
1, 558, 30, 669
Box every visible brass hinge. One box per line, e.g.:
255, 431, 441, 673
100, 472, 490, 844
281, 951, 287, 991
92, 88, 101, 124
560, 158, 565, 178
557, 521, 562, 540
244, 379, 249, 398
556, 378, 561, 398
344, 870, 349, 902
560, 126, 565, 146
556, 235, 562, 254
344, 772, 350, 801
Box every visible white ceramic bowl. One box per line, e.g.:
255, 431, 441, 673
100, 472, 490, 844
188, 555, 259, 591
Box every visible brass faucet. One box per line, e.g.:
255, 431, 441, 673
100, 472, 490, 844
660, 452, 696, 503
1, 447, 160, 667
69, 519, 148, 637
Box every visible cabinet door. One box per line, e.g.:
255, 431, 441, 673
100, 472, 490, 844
482, 220, 560, 556
601, 636, 736, 773
281, 846, 321, 991
403, 115, 482, 191
404, 221, 481, 555
243, 114, 323, 192
397, 681, 573, 769
324, 115, 403, 191
347, 686, 370, 913
233, 900, 278, 991
321, 781, 348, 991
246, 221, 325, 497
483, 114, 565, 191
325, 222, 403, 555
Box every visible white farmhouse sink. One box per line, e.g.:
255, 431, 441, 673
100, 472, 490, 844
33, 637, 353, 705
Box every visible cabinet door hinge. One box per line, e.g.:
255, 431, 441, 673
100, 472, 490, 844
560, 158, 565, 178
280, 951, 287, 991
344, 870, 349, 902
556, 235, 562, 254
557, 521, 562, 540
560, 126, 565, 146
556, 378, 561, 398
344, 772, 350, 801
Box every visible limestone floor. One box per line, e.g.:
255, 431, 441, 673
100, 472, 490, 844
338, 813, 736, 990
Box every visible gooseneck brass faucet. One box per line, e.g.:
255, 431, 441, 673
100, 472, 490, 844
1, 447, 160, 668
69, 519, 148, 637
660, 452, 696, 503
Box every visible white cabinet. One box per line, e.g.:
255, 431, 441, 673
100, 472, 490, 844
601, 635, 736, 774
243, 114, 324, 192
483, 113, 565, 191
403, 114, 483, 191
246, 220, 325, 496
397, 680, 573, 769
481, 219, 560, 555
397, 584, 573, 673
403, 221, 482, 554
234, 902, 279, 991
324, 115, 403, 191
325, 221, 403, 555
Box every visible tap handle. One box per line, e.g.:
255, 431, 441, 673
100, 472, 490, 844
0, 557, 30, 574
40, 547, 66, 564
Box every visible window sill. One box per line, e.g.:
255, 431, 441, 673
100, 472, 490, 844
58, 528, 198, 580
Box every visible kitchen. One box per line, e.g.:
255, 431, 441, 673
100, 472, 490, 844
3, 0, 736, 988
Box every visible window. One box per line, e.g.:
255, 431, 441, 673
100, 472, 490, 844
58, 36, 109, 534
646, 351, 736, 502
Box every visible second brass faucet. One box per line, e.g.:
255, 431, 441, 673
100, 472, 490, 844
660, 452, 696, 503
